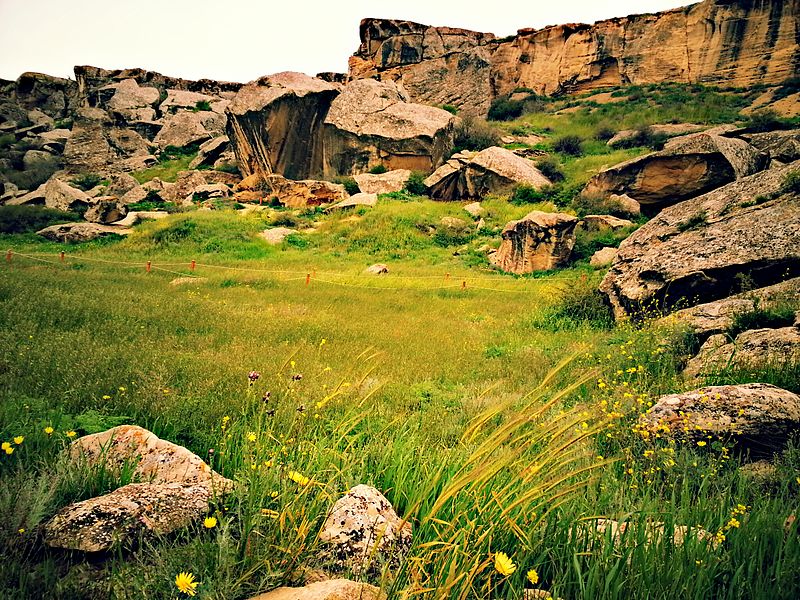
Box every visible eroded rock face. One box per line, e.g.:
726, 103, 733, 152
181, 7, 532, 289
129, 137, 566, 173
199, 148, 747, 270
639, 384, 800, 452
83, 196, 128, 224
326, 192, 378, 211
578, 215, 634, 233
490, 211, 579, 274
590, 247, 619, 268
599, 162, 800, 320
323, 79, 455, 176
43, 483, 215, 552
425, 146, 551, 200
263, 174, 348, 208
350, 1, 800, 115
153, 111, 213, 150
684, 327, 800, 379
583, 134, 768, 210
226, 72, 341, 180
247, 579, 385, 600
43, 177, 91, 211
319, 484, 412, 574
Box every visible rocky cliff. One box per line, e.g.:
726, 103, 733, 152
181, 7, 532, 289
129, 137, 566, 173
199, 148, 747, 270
350, 0, 800, 115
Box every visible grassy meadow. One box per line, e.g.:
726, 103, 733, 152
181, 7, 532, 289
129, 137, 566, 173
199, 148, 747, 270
1, 82, 800, 599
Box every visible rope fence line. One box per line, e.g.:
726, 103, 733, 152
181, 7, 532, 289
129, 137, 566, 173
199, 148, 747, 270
5, 249, 587, 294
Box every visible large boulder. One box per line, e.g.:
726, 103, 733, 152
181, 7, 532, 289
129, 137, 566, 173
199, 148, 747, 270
599, 162, 800, 320
684, 327, 800, 379
583, 133, 768, 211
189, 136, 230, 169
43, 177, 92, 211
62, 108, 116, 174
153, 111, 213, 150
247, 580, 384, 600
424, 146, 551, 200
353, 169, 410, 194
103, 78, 160, 122
226, 72, 341, 180
322, 79, 455, 176
326, 192, 378, 211
83, 196, 128, 224
490, 211, 579, 274
262, 174, 348, 208
639, 384, 800, 452
319, 484, 412, 575
36, 222, 131, 243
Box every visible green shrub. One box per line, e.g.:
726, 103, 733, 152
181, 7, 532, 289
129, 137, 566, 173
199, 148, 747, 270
333, 177, 360, 195
453, 116, 501, 152
440, 104, 458, 115
676, 211, 707, 232
571, 227, 635, 263
748, 109, 790, 133
781, 170, 800, 194
553, 135, 584, 156
404, 171, 428, 196
193, 100, 212, 112
487, 96, 524, 121
542, 277, 614, 329
535, 156, 565, 182
594, 125, 616, 141
215, 163, 241, 176
0, 205, 82, 234
729, 303, 797, 337
611, 126, 668, 150
570, 193, 639, 219
0, 133, 15, 149
151, 219, 197, 245
160, 144, 201, 161
368, 164, 388, 175
70, 173, 105, 191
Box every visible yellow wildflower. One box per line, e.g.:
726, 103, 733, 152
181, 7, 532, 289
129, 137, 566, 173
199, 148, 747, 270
18, 528, 25, 534
66, 431, 77, 438
175, 572, 199, 596
1, 442, 9, 450
270, 491, 279, 498
5, 446, 13, 455
44, 426, 54, 435
261, 509, 279, 518
697, 441, 706, 447
13, 436, 23, 445
527, 568, 539, 585
203, 516, 217, 529
494, 552, 516, 576
102, 395, 111, 400
247, 432, 256, 442
287, 471, 310, 486
727, 518, 740, 529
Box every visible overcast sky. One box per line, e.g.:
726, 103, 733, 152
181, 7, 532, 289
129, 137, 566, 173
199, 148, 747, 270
0, 0, 694, 83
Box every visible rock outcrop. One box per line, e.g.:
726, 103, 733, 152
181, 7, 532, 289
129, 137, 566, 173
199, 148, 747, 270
248, 579, 385, 600
424, 146, 551, 200
639, 384, 800, 452
582, 134, 768, 211
226, 72, 341, 181
36, 222, 131, 243
322, 79, 455, 176
350, 1, 800, 116
490, 211, 579, 274
599, 162, 800, 320
353, 169, 410, 194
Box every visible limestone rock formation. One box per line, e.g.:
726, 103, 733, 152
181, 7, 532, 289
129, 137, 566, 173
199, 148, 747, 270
322, 79, 455, 176
607, 124, 707, 147
582, 134, 768, 210
43, 177, 91, 211
353, 169, 410, 194
639, 384, 800, 451
684, 327, 800, 379
83, 196, 128, 224
226, 72, 341, 181
326, 192, 378, 211
365, 264, 389, 275
260, 227, 297, 245
578, 215, 634, 233
189, 136, 230, 169
103, 78, 160, 122
247, 579, 385, 600
37, 222, 131, 243
425, 146, 550, 201
350, 1, 800, 115
590, 247, 619, 268
490, 211, 579, 274
263, 174, 348, 208
599, 162, 800, 320
153, 111, 213, 150
319, 484, 412, 574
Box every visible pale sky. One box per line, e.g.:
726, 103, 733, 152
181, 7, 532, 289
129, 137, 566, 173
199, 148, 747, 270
0, 0, 694, 84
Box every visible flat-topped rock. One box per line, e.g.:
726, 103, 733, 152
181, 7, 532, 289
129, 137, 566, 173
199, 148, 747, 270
490, 211, 579, 274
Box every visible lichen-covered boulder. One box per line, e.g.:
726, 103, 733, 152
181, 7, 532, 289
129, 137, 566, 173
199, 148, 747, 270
319, 484, 412, 574
424, 146, 550, 200
247, 579, 385, 600
639, 383, 800, 451
490, 211, 579, 274
36, 222, 131, 243
83, 196, 128, 224
263, 174, 348, 208
353, 169, 410, 194
43, 177, 92, 211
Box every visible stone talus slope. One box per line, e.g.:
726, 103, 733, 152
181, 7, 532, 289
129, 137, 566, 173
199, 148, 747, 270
350, 0, 800, 115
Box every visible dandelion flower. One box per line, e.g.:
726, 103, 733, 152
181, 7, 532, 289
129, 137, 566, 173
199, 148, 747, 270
44, 426, 54, 435
66, 431, 77, 438
13, 436, 23, 445
18, 528, 25, 534
727, 518, 740, 529
102, 395, 111, 400
527, 568, 539, 585
494, 552, 516, 576
203, 516, 217, 529
287, 471, 310, 486
175, 572, 199, 596
247, 432, 256, 442
697, 441, 707, 447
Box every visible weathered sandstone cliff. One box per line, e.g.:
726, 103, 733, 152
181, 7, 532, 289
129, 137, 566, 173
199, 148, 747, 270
350, 0, 800, 115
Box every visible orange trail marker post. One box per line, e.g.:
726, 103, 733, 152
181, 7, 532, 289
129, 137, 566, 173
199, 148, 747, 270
146, 260, 152, 273
462, 280, 467, 290
190, 260, 196, 271
306, 273, 311, 286
6, 250, 12, 264
445, 272, 450, 281
59, 251, 65, 263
